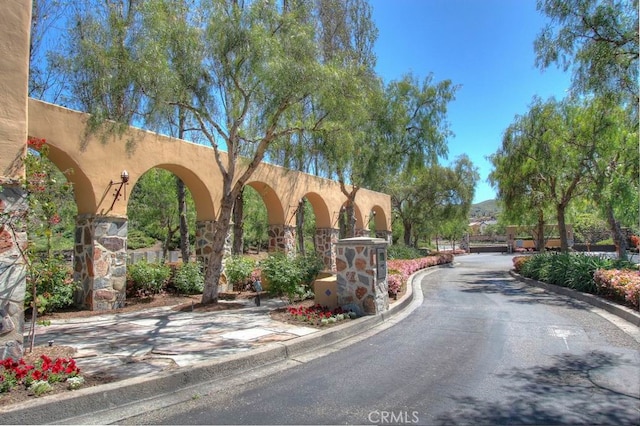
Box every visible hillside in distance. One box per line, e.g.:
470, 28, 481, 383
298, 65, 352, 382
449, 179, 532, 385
470, 199, 501, 219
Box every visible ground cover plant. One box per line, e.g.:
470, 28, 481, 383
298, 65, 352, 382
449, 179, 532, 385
286, 304, 356, 326
0, 354, 83, 395
513, 253, 639, 309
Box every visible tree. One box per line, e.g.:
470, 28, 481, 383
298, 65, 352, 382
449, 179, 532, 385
390, 155, 478, 248
136, 0, 350, 303
580, 97, 638, 258
535, 0, 639, 112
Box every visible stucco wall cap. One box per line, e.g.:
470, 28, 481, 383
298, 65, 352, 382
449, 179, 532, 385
337, 237, 388, 245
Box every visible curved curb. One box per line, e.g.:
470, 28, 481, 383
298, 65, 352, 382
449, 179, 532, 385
509, 270, 640, 327
0, 269, 427, 424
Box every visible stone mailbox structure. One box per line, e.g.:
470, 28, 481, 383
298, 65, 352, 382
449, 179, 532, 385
335, 237, 389, 315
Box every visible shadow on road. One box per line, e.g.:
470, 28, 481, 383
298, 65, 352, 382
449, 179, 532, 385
435, 350, 640, 425
457, 270, 589, 311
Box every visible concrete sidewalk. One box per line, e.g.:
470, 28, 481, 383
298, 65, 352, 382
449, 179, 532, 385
1, 277, 421, 425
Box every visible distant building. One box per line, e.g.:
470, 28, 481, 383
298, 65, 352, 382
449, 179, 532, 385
468, 219, 498, 235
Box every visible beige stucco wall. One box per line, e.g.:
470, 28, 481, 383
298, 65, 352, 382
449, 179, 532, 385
28, 100, 391, 231
0, 0, 30, 181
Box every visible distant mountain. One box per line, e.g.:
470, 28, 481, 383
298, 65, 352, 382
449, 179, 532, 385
470, 199, 500, 219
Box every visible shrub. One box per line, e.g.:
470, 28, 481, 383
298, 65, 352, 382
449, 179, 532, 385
387, 245, 424, 260
512, 256, 530, 273
127, 261, 171, 296
25, 256, 75, 315
225, 256, 256, 291
126, 230, 158, 250
594, 269, 640, 309
387, 254, 453, 297
260, 253, 304, 302
516, 252, 636, 296
295, 253, 325, 287
172, 262, 204, 295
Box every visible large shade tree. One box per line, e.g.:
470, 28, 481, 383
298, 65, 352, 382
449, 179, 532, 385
134, 0, 357, 303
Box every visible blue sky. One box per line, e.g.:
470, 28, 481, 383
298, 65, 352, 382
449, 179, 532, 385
369, 0, 572, 203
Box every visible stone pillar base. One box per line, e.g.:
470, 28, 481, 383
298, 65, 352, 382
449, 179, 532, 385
74, 215, 127, 310
0, 185, 28, 359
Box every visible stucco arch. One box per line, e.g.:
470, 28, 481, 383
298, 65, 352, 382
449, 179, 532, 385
34, 141, 96, 215
130, 163, 216, 222
371, 205, 388, 231
301, 192, 331, 228
246, 180, 285, 225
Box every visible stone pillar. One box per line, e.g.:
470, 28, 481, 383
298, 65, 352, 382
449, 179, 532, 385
0, 189, 28, 360
354, 228, 369, 237
195, 220, 232, 292
74, 215, 128, 310
335, 237, 389, 315
268, 224, 296, 256
375, 230, 393, 245
0, 0, 32, 359
315, 227, 339, 271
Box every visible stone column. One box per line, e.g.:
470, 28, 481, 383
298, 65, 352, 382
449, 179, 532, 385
335, 237, 389, 316
375, 230, 393, 245
315, 228, 339, 271
0, 188, 28, 360
0, 0, 32, 359
354, 228, 370, 237
268, 224, 296, 257
74, 215, 128, 310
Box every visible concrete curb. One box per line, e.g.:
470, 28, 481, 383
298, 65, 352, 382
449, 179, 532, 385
509, 270, 640, 327
0, 270, 424, 424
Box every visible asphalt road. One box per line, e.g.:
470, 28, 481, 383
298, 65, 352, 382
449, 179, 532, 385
121, 254, 640, 425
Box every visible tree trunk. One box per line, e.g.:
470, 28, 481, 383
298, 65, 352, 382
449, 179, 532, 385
232, 188, 244, 255
177, 110, 190, 263
296, 199, 305, 256
201, 201, 234, 304
177, 177, 190, 263
605, 203, 628, 260
535, 210, 546, 252
403, 219, 412, 246
557, 203, 569, 253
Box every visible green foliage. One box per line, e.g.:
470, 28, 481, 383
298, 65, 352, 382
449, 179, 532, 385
518, 252, 636, 294
387, 245, 424, 260
25, 256, 75, 315
260, 253, 321, 303
225, 256, 256, 291
172, 262, 204, 295
127, 229, 158, 250
295, 253, 325, 287
127, 261, 171, 296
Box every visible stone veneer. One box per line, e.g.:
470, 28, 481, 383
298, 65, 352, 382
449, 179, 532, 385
268, 224, 296, 256
0, 185, 28, 360
335, 237, 389, 316
375, 230, 393, 245
74, 215, 128, 310
315, 228, 339, 271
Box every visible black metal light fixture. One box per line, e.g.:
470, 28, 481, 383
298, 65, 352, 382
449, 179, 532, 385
108, 170, 129, 211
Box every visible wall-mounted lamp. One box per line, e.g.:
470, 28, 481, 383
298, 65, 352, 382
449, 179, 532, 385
108, 170, 129, 211
287, 199, 304, 223
366, 210, 377, 227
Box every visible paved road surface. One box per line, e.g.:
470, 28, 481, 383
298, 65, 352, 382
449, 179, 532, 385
120, 254, 640, 425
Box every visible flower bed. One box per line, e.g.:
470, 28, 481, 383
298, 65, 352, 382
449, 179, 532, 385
387, 254, 454, 298
1, 354, 83, 395
285, 304, 356, 326
594, 269, 640, 310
